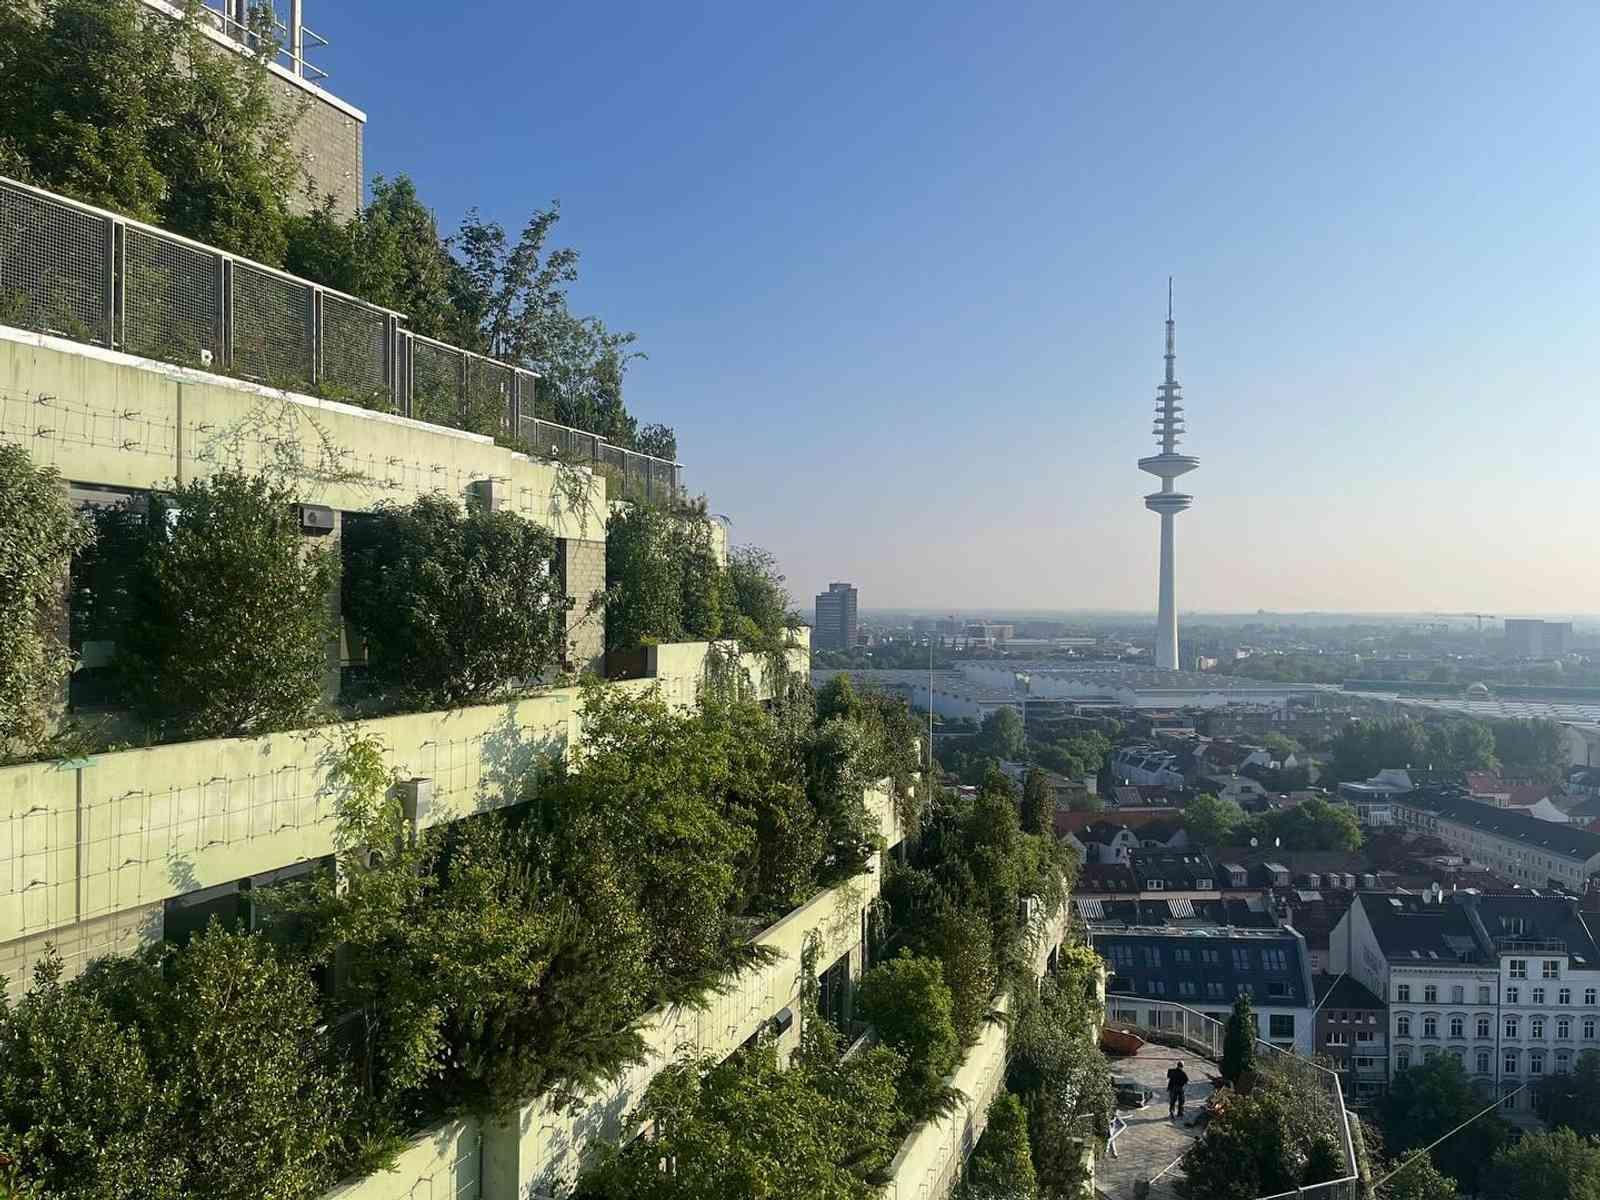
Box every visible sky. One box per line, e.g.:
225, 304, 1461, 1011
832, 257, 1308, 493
309, 1, 1600, 617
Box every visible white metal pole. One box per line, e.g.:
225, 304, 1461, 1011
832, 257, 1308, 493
288, 0, 304, 74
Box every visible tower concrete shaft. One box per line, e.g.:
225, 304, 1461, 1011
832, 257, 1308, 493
1138, 280, 1198, 671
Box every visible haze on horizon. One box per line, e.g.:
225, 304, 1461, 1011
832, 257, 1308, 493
320, 1, 1600, 616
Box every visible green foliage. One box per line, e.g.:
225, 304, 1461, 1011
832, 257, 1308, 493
957, 1094, 1038, 1200
604, 502, 727, 652
856, 952, 963, 1122
978, 707, 1025, 761
721, 545, 798, 643
0, 448, 87, 757
1262, 732, 1301, 760
0, 0, 302, 263
342, 494, 570, 708
1180, 1060, 1348, 1200
1383, 1152, 1458, 1200
77, 472, 337, 740
1484, 1127, 1600, 1200
1491, 717, 1569, 784
0, 932, 356, 1200
1021, 768, 1053, 836
1220, 994, 1256, 1085
1536, 1049, 1600, 1137
574, 1037, 905, 1200
1259, 797, 1363, 852
1380, 1053, 1510, 1193
1181, 792, 1247, 848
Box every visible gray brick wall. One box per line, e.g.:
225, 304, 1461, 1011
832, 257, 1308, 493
557, 538, 606, 676
274, 77, 364, 218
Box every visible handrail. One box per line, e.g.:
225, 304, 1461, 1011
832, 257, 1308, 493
0, 173, 684, 502
1105, 995, 1361, 1200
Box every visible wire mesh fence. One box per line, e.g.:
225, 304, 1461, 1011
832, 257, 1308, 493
123, 226, 219, 366
319, 293, 390, 410
233, 263, 314, 389
0, 182, 111, 346
0, 175, 685, 500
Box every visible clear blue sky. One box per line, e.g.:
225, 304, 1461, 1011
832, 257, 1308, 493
312, 1, 1599, 616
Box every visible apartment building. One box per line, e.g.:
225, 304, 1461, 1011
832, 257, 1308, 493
1395, 790, 1600, 887
1333, 891, 1600, 1110
1313, 973, 1388, 1098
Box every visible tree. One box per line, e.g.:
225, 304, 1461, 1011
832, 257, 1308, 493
721, 545, 796, 643
1221, 995, 1257, 1085
1535, 1049, 1600, 1137
1182, 793, 1247, 848
1484, 1128, 1600, 1200
957, 1094, 1037, 1200
342, 494, 571, 708
1327, 718, 1430, 783
978, 708, 1025, 762
1425, 720, 1498, 773
1383, 1153, 1459, 1200
1380, 1053, 1510, 1193
0, 448, 87, 758
0, 0, 302, 264
78, 472, 337, 740
1180, 1068, 1342, 1200
856, 952, 962, 1121
1263, 732, 1301, 761
1492, 718, 1568, 784
1261, 798, 1363, 852
1021, 768, 1053, 836
604, 504, 726, 653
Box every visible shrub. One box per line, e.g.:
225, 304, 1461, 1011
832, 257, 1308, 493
958, 1094, 1038, 1200
1221, 993, 1257, 1085
721, 544, 796, 642
78, 471, 337, 739
856, 951, 962, 1121
342, 494, 569, 708
0, 447, 87, 757
603, 502, 725, 652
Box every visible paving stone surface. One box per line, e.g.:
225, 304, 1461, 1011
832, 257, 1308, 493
1097, 1043, 1215, 1200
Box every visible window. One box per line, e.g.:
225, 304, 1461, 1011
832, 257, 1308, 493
1150, 979, 1167, 996
1561, 988, 1573, 1005
1531, 1052, 1545, 1075
1233, 948, 1251, 971
1109, 945, 1135, 969
1201, 949, 1220, 965
1397, 1016, 1411, 1037
1262, 948, 1288, 972
1358, 1031, 1375, 1043
1531, 1016, 1546, 1038
1449, 1016, 1464, 1038
1423, 1016, 1438, 1038
1397, 1050, 1411, 1071
1533, 987, 1546, 1005
1586, 1018, 1597, 1040
1356, 1056, 1377, 1069
1147, 879, 1164, 891
1327, 1031, 1350, 1046
1478, 1016, 1492, 1039
1505, 1051, 1519, 1075
1507, 986, 1520, 1004
1477, 1051, 1491, 1074
1424, 984, 1438, 1004
1270, 1014, 1295, 1039
1178, 980, 1197, 997
1558, 1049, 1573, 1071
1545, 960, 1561, 980
1452, 985, 1465, 1003
1559, 1018, 1572, 1039
1587, 988, 1597, 1006
1206, 981, 1225, 999
1174, 948, 1192, 965
1480, 986, 1493, 1004
1505, 1017, 1520, 1038
1141, 946, 1161, 967
1511, 960, 1528, 979
1396, 984, 1411, 1003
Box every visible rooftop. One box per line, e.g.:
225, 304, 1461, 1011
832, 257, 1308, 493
1410, 793, 1600, 862
1313, 973, 1386, 1012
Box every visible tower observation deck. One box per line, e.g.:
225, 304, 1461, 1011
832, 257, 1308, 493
1137, 280, 1198, 670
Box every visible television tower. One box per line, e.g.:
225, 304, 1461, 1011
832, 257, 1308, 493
1139, 279, 1198, 670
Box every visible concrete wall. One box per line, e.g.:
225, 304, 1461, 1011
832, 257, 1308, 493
0, 639, 805, 992
321, 1119, 480, 1200
0, 327, 606, 539
557, 538, 606, 675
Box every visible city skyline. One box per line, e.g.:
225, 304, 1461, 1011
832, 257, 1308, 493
318, 1, 1600, 614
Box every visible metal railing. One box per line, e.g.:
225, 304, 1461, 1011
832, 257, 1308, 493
0, 174, 683, 504
1104, 997, 1362, 1200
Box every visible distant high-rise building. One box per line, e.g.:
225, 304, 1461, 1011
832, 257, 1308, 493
1504, 619, 1572, 659
814, 583, 859, 651
1137, 280, 1198, 671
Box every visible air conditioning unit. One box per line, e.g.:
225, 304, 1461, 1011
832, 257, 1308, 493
396, 777, 434, 840
298, 504, 336, 535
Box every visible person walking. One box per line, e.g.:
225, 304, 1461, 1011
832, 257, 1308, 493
1167, 1060, 1189, 1118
